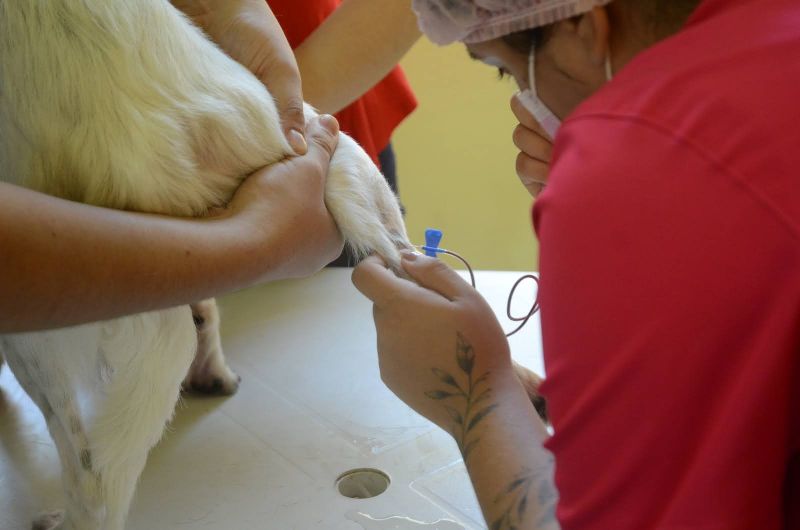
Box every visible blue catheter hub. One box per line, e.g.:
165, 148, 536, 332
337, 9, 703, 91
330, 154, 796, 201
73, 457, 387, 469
424, 228, 443, 257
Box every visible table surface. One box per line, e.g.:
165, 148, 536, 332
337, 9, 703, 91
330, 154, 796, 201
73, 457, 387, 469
0, 268, 542, 530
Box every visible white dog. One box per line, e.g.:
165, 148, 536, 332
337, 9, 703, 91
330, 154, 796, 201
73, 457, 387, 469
0, 1, 409, 528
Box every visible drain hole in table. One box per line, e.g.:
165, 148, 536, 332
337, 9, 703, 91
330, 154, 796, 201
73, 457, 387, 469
336, 468, 390, 499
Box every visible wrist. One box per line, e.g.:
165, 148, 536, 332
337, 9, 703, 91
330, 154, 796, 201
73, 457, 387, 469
431, 357, 548, 466
214, 201, 333, 284
202, 211, 282, 287
445, 363, 549, 448
431, 351, 517, 436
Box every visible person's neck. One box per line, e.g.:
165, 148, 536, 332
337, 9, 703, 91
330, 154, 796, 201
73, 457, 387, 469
607, 2, 696, 74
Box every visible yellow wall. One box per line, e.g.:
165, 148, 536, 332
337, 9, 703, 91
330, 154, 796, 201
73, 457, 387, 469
392, 38, 539, 272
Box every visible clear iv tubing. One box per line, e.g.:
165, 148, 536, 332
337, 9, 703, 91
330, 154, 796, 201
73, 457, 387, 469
416, 246, 540, 338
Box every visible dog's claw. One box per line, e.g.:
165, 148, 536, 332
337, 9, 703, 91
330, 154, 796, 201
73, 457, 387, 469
32, 510, 64, 530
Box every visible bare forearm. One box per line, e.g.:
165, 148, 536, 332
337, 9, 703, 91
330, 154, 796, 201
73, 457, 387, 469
426, 345, 560, 529
352, 253, 560, 527
0, 115, 341, 333
294, 0, 421, 114
0, 183, 272, 332
465, 372, 560, 530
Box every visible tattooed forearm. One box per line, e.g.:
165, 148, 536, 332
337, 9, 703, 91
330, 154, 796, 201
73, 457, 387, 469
424, 332, 561, 530
490, 461, 559, 530
424, 332, 497, 462
490, 467, 534, 530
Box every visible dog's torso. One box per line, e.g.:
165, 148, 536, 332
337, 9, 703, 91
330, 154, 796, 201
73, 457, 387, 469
0, 2, 407, 528
0, 0, 290, 214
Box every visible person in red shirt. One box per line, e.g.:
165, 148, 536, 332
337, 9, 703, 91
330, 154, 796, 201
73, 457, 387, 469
353, 0, 800, 528
269, 0, 420, 194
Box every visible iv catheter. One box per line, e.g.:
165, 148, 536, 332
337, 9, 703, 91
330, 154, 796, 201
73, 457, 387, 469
414, 229, 540, 337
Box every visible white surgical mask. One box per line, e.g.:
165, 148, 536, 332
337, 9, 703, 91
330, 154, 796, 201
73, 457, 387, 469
516, 45, 613, 140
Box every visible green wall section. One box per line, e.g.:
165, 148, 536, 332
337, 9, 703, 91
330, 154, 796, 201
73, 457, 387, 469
393, 39, 540, 272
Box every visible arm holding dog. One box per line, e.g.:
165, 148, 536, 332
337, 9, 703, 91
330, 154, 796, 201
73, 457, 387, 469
0, 116, 343, 333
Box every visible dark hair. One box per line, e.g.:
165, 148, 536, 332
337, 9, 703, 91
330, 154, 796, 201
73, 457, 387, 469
636, 0, 701, 36
499, 1, 700, 54
500, 27, 544, 55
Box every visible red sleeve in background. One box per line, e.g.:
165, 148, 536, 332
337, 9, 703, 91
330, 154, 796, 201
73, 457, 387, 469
533, 116, 800, 530
268, 0, 417, 163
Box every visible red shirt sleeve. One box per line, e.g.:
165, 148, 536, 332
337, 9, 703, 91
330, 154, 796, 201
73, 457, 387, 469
533, 116, 800, 530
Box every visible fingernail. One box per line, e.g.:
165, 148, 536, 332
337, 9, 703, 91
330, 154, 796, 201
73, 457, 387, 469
318, 114, 339, 135
400, 250, 418, 262
288, 129, 307, 155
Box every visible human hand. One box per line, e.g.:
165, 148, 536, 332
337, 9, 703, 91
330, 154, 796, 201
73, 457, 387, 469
225, 115, 344, 280
352, 253, 516, 433
172, 0, 307, 155
510, 94, 553, 197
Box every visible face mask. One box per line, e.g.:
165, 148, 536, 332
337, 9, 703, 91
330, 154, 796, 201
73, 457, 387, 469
516, 46, 613, 140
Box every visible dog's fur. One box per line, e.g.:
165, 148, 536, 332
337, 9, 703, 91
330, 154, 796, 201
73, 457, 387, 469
0, 1, 408, 528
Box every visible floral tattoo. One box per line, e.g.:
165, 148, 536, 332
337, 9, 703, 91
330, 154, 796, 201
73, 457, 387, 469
424, 333, 560, 530
424, 332, 498, 462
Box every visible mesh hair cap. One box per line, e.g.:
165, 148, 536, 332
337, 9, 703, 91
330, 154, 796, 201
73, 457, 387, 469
412, 0, 613, 45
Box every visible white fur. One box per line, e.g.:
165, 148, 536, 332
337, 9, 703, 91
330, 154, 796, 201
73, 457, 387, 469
0, 1, 409, 528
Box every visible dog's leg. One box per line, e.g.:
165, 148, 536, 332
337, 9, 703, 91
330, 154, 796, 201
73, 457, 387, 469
83, 309, 196, 530
323, 133, 411, 270
3, 362, 66, 530
183, 299, 240, 395
2, 349, 101, 530
48, 390, 174, 530
36, 400, 101, 530
5, 308, 196, 530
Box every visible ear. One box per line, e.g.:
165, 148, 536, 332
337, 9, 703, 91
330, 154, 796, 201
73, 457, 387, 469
578, 6, 611, 67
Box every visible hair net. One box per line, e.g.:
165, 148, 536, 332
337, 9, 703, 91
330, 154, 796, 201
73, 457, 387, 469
412, 0, 613, 45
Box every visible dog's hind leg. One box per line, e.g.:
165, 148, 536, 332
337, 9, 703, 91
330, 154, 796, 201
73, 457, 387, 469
5, 307, 197, 530
2, 344, 103, 529
34, 399, 101, 530
83, 308, 196, 530
183, 299, 240, 395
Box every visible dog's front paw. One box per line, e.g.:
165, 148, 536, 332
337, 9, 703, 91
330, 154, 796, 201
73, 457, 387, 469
183, 364, 241, 396
32, 510, 64, 530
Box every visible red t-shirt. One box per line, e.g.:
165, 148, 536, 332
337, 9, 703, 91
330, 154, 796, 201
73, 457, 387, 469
533, 0, 800, 528
268, 0, 418, 163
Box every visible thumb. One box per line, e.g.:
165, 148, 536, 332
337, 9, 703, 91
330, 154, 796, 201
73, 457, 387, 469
303, 114, 340, 166
262, 63, 307, 155
279, 93, 308, 156
400, 252, 474, 301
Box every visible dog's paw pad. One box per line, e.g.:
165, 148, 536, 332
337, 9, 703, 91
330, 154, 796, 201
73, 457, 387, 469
32, 510, 64, 530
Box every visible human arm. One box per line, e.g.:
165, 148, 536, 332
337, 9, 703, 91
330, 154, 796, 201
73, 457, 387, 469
352, 254, 559, 529
293, 0, 421, 114
171, 0, 308, 154
0, 116, 343, 333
